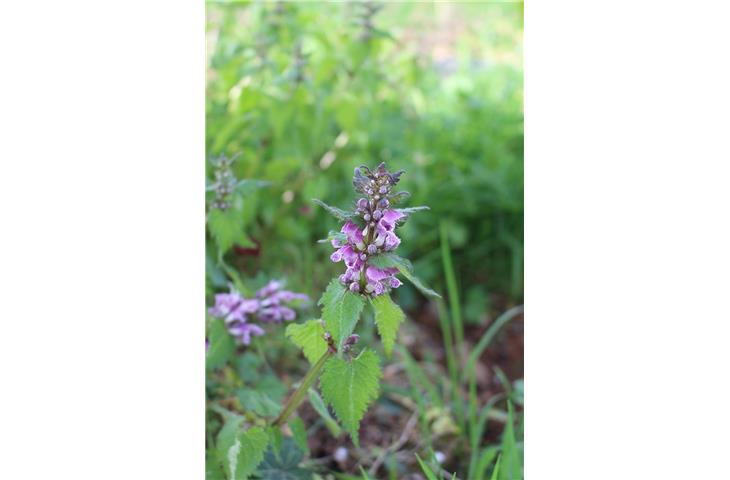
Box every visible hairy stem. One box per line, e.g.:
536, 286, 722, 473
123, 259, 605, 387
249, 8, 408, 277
272, 350, 333, 427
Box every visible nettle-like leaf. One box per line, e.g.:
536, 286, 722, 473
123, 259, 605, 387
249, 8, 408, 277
370, 293, 405, 358
207, 318, 235, 370
216, 419, 269, 480
258, 437, 311, 480
285, 319, 327, 365
208, 207, 254, 254
319, 349, 382, 446
319, 279, 365, 351
288, 417, 309, 456
368, 253, 441, 298
312, 198, 357, 221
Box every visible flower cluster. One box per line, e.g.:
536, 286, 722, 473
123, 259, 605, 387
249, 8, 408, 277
209, 154, 237, 211
208, 280, 308, 345
331, 163, 406, 297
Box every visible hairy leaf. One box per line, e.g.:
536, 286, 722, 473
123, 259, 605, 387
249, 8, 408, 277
368, 253, 441, 298
312, 198, 356, 221
319, 279, 365, 350
395, 205, 430, 216
285, 320, 328, 365
207, 318, 235, 370
217, 424, 268, 480
258, 437, 310, 480
319, 349, 382, 446
370, 293, 405, 358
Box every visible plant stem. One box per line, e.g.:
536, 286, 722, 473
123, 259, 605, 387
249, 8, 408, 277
272, 351, 333, 427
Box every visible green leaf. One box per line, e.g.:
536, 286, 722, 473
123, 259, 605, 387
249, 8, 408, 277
213, 413, 271, 479
368, 254, 441, 299
319, 349, 382, 446
312, 198, 356, 221
219, 425, 268, 480
288, 417, 309, 456
319, 279, 365, 350
395, 206, 430, 217
307, 388, 341, 437
415, 454, 439, 480
237, 390, 281, 417
258, 438, 311, 480
317, 230, 347, 245
285, 320, 327, 365
370, 293, 405, 358
208, 207, 253, 254
206, 450, 226, 480
207, 318, 235, 370
491, 455, 502, 480
499, 402, 522, 480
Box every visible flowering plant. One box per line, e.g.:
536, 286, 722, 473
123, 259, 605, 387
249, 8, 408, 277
206, 163, 438, 479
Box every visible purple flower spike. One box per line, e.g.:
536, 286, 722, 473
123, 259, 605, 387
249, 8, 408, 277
330, 163, 409, 298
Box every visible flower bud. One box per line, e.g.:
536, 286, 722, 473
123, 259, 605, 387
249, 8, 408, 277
363, 213, 371, 221
359, 253, 367, 261
367, 244, 378, 255
365, 283, 375, 293
349, 282, 360, 293
379, 186, 388, 194
372, 209, 382, 220
362, 225, 369, 237
378, 198, 389, 209
344, 334, 360, 346
357, 198, 368, 210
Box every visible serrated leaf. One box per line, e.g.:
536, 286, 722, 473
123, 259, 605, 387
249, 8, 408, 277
258, 438, 311, 480
319, 349, 382, 446
312, 198, 356, 221
285, 320, 327, 365
368, 254, 441, 299
208, 207, 254, 253
319, 279, 365, 350
207, 318, 235, 370
220, 426, 268, 480
237, 390, 281, 417
307, 389, 341, 437
370, 293, 405, 358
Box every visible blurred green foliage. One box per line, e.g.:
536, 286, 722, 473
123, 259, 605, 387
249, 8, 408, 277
206, 1, 523, 318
